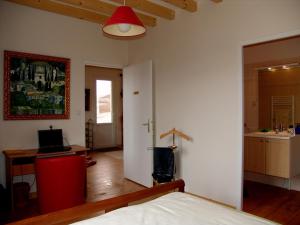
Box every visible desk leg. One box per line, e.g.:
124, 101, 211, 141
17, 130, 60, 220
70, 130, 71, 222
5, 157, 14, 212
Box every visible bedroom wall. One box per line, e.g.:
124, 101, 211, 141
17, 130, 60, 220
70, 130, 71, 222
0, 1, 128, 187
128, 0, 300, 208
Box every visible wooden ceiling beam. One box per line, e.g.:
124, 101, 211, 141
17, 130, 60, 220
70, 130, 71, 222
109, 0, 175, 20
6, 0, 109, 24
57, 0, 156, 27
161, 0, 197, 12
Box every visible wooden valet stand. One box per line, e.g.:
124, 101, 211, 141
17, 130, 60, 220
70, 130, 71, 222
160, 128, 192, 149
152, 128, 192, 186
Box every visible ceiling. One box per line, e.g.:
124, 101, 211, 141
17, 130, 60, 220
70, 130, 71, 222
5, 0, 223, 28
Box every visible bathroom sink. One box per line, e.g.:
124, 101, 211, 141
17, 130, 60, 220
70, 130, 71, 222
254, 131, 287, 135
264, 131, 291, 137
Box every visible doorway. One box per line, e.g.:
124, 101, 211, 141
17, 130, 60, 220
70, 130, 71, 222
84, 61, 154, 190
242, 35, 300, 224
84, 65, 143, 201
85, 65, 123, 150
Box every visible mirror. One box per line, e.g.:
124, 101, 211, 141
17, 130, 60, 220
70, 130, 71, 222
258, 67, 300, 129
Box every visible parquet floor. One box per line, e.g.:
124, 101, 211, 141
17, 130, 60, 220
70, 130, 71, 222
243, 180, 300, 225
86, 150, 145, 202
0, 150, 145, 224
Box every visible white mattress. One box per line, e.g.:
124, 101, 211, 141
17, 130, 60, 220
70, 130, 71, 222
72, 192, 279, 225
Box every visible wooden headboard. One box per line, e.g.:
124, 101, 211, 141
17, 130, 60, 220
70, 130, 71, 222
8, 179, 185, 225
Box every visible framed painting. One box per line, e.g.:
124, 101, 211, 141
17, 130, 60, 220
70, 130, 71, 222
3, 50, 70, 120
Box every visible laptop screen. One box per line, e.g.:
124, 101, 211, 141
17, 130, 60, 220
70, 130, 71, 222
38, 129, 63, 148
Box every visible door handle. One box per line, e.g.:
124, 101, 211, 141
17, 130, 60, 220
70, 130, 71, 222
142, 119, 150, 133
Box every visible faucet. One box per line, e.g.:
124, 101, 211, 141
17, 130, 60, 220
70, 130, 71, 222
279, 123, 283, 132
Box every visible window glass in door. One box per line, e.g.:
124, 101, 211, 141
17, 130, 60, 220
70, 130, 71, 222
96, 80, 112, 124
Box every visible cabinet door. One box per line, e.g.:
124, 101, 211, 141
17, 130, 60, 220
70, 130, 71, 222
266, 139, 290, 178
244, 137, 266, 174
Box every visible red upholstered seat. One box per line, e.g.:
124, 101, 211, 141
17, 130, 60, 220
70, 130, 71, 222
35, 155, 86, 214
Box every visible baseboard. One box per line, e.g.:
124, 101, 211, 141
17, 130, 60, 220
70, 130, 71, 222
186, 192, 236, 209
93, 146, 123, 152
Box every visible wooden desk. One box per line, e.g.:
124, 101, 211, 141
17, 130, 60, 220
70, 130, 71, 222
3, 145, 88, 212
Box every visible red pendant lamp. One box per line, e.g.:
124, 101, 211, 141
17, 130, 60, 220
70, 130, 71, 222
102, 2, 146, 37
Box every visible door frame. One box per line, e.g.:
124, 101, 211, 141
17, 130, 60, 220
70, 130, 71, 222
84, 61, 124, 149
239, 30, 300, 210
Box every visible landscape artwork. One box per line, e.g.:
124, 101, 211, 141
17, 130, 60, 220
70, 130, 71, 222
3, 51, 70, 120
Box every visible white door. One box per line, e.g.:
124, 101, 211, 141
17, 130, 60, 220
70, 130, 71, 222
123, 60, 153, 187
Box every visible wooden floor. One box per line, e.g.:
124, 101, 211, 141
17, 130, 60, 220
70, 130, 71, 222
86, 150, 145, 202
0, 150, 145, 224
243, 180, 300, 225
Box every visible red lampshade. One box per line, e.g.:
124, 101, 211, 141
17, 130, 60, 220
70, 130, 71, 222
103, 6, 146, 37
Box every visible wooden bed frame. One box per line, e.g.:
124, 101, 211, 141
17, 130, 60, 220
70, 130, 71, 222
8, 179, 185, 225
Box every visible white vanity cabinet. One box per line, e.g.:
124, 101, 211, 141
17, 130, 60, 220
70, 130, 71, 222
244, 137, 266, 174
244, 134, 300, 179
265, 138, 289, 178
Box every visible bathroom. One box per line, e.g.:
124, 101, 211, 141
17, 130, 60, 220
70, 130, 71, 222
243, 35, 300, 187
243, 36, 300, 216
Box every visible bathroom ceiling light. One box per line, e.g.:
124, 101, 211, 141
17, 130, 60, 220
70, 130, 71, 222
282, 65, 290, 70
257, 63, 300, 71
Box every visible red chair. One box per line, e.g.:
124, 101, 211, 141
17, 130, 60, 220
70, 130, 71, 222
35, 155, 86, 214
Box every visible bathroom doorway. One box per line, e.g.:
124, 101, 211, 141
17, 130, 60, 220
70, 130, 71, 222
242, 35, 300, 224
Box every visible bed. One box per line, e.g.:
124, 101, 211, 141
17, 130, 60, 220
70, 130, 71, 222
8, 180, 279, 225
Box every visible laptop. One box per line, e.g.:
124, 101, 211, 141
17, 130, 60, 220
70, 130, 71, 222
38, 129, 71, 153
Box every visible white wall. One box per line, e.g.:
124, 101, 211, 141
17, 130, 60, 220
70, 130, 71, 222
0, 1, 128, 187
128, 0, 300, 208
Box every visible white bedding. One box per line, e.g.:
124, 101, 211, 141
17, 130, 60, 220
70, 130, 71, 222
72, 192, 278, 225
